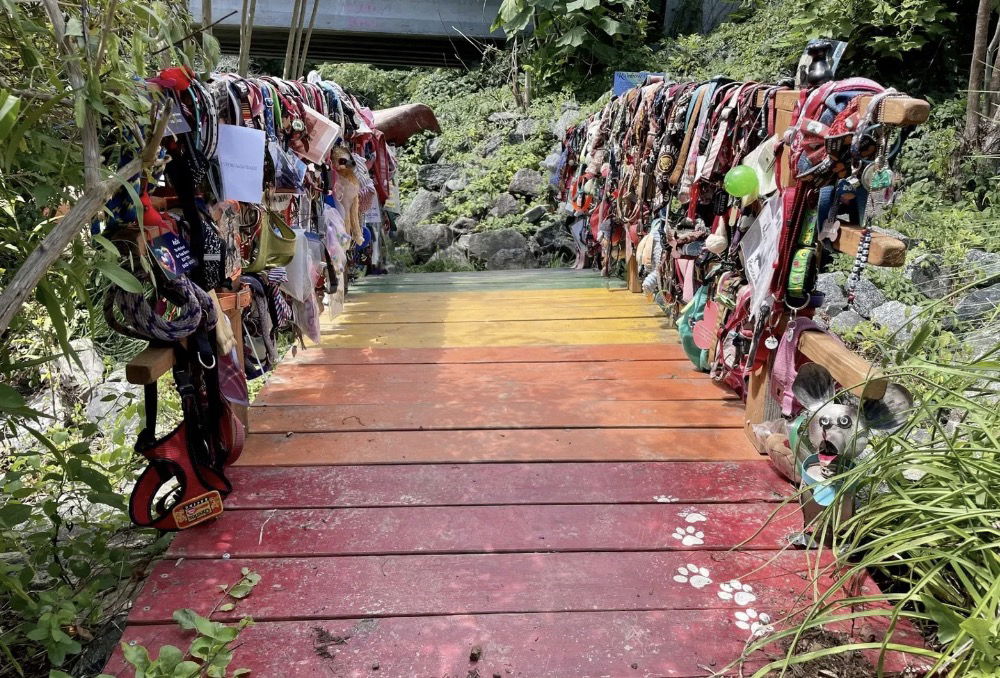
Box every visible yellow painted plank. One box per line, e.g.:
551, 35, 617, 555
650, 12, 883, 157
335, 306, 660, 324
345, 288, 645, 307
317, 328, 678, 349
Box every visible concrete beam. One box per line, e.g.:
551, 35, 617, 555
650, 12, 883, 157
192, 0, 504, 39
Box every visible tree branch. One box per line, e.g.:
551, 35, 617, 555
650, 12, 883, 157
0, 102, 172, 338
40, 0, 100, 191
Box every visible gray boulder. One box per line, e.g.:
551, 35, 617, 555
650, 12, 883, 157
456, 233, 472, 253
552, 109, 582, 140
508, 168, 544, 198
443, 176, 468, 194
816, 272, 847, 318
850, 277, 886, 319
468, 229, 529, 262
489, 193, 521, 218
905, 253, 948, 299
870, 300, 921, 346
398, 189, 444, 230
873, 225, 912, 248
966, 249, 1000, 285
508, 118, 539, 143
523, 205, 547, 224
830, 310, 865, 336
534, 220, 576, 255
85, 369, 140, 423
448, 217, 478, 235
427, 243, 471, 269
541, 152, 562, 173
402, 223, 452, 263
488, 111, 519, 124
425, 136, 444, 162
51, 338, 106, 415
479, 135, 504, 157
488, 248, 537, 270
962, 324, 1000, 359
417, 163, 459, 192
955, 283, 1000, 325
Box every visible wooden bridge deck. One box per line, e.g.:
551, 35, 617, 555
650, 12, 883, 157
106, 269, 916, 677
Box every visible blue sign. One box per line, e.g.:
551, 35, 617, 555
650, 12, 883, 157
613, 71, 665, 96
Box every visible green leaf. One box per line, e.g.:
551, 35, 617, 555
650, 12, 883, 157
156, 644, 184, 672
566, 0, 600, 9
0, 383, 26, 410
65, 16, 83, 37
172, 608, 200, 631
555, 25, 588, 47
172, 661, 201, 677
921, 595, 963, 644
49, 671, 74, 678
121, 641, 151, 670
217, 603, 235, 612
0, 91, 21, 142
960, 618, 1000, 660
36, 280, 79, 372
0, 502, 33, 527
231, 670, 251, 677
597, 17, 624, 35
95, 260, 144, 293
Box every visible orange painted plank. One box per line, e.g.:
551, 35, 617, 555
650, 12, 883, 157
167, 503, 803, 558
256, 376, 730, 405
225, 461, 786, 507
283, 343, 688, 365
235, 428, 759, 465
249, 400, 746, 433
270, 359, 708, 383
129, 550, 871, 624
106, 610, 773, 678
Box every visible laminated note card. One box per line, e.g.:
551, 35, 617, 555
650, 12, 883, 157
217, 124, 265, 204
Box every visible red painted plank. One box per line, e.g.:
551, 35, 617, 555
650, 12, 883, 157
235, 428, 760, 465
105, 610, 771, 678
285, 343, 687, 365
225, 461, 787, 507
249, 399, 747, 433
256, 375, 731, 405
167, 503, 803, 558
128, 550, 866, 624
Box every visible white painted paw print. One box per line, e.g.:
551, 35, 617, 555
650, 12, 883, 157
678, 509, 707, 523
673, 564, 712, 589
654, 495, 677, 503
672, 525, 705, 546
718, 580, 757, 606
734, 609, 773, 637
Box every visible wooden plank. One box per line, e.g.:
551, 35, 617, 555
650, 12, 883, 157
105, 610, 773, 678
834, 225, 906, 267
799, 330, 887, 400
318, 327, 678, 349
335, 305, 661, 323
236, 428, 761, 465
125, 346, 174, 385
322, 317, 672, 335
255, 376, 731, 406
108, 607, 925, 678
270, 360, 708, 383
167, 503, 804, 558
249, 399, 747, 433
225, 461, 787, 507
127, 550, 856, 624
770, 89, 930, 127
285, 344, 688, 365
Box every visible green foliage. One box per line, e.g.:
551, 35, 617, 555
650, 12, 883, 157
315, 62, 416, 110
493, 0, 652, 89
740, 323, 1000, 676
95, 570, 260, 678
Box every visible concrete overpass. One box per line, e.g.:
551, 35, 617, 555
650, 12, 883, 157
191, 0, 505, 67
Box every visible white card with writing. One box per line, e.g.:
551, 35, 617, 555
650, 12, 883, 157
217, 124, 265, 204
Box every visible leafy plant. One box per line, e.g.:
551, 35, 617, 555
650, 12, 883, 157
492, 0, 651, 89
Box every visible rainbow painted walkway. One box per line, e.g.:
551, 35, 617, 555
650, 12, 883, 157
106, 269, 915, 677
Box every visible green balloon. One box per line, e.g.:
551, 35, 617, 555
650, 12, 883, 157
724, 165, 759, 198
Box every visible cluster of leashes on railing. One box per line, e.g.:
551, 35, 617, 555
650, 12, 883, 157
553, 57, 914, 402
100, 67, 399, 530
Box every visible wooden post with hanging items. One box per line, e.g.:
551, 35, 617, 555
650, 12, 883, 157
742, 88, 928, 451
